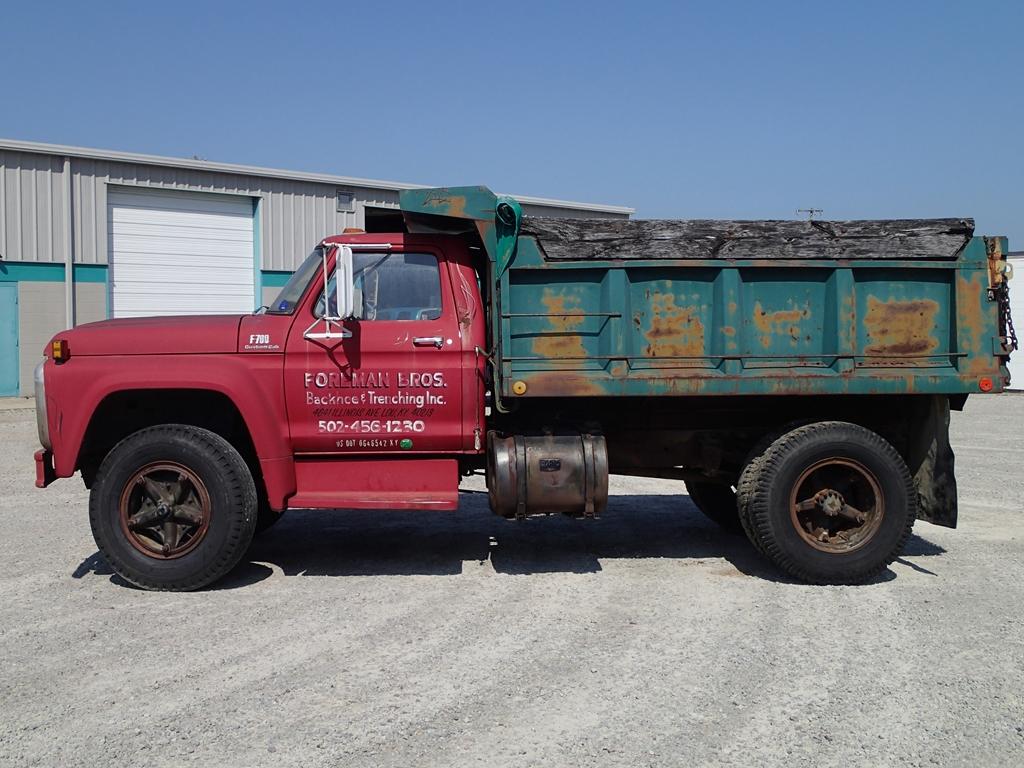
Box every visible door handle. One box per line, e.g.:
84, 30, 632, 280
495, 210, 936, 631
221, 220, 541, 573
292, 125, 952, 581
413, 336, 444, 348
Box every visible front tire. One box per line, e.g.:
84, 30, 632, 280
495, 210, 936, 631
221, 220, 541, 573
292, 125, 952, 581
745, 422, 915, 584
89, 425, 258, 591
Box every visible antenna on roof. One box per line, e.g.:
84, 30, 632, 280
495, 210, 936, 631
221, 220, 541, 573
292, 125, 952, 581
796, 208, 823, 221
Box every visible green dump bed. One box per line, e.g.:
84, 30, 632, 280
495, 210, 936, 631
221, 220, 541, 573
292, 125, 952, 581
400, 187, 1014, 401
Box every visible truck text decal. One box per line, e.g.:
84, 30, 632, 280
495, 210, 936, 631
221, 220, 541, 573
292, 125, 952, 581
302, 370, 450, 447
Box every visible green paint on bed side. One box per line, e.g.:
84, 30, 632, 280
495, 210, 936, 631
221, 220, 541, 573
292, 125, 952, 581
400, 186, 1004, 399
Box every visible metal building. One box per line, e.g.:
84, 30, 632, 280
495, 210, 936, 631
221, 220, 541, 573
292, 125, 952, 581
1008, 251, 1024, 390
0, 139, 633, 396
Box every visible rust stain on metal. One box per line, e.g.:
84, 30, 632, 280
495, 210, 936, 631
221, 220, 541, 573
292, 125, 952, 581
609, 361, 628, 378
532, 290, 588, 359
721, 323, 738, 351
422, 189, 468, 218
752, 301, 809, 348
839, 294, 856, 350
957, 272, 990, 374
526, 372, 607, 397
985, 237, 1005, 287
863, 296, 940, 355
446, 195, 467, 218
641, 293, 705, 357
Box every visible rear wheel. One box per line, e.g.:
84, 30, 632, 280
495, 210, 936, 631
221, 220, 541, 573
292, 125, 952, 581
685, 481, 741, 532
89, 425, 258, 591
745, 422, 915, 584
736, 432, 786, 555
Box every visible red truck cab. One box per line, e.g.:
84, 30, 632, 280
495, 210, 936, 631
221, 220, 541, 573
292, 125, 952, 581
243, 233, 487, 510
35, 233, 486, 590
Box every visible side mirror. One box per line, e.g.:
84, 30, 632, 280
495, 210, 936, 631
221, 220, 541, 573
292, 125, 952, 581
333, 245, 356, 320
303, 245, 355, 341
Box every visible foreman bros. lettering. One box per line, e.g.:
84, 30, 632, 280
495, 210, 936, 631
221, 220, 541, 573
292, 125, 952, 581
304, 371, 446, 389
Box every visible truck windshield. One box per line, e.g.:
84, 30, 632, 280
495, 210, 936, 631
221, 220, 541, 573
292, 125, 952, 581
265, 247, 323, 314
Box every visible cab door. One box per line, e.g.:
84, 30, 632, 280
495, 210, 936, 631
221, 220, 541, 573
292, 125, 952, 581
283, 242, 463, 455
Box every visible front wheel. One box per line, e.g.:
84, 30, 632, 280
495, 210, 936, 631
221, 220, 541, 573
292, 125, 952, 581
89, 425, 258, 591
744, 422, 915, 584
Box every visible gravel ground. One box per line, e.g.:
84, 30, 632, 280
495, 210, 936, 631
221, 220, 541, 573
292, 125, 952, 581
1, 395, 1022, 768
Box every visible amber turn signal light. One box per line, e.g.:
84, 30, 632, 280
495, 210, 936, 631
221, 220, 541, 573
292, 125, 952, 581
51, 339, 70, 362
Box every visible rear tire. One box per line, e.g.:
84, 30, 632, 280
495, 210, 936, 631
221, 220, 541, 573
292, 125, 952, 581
89, 425, 258, 591
736, 430, 789, 555
736, 455, 768, 555
685, 481, 741, 533
745, 422, 915, 584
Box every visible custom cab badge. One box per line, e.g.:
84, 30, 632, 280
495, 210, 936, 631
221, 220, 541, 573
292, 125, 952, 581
244, 333, 281, 351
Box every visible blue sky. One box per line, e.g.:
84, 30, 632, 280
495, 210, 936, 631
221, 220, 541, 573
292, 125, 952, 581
2, 1, 1021, 243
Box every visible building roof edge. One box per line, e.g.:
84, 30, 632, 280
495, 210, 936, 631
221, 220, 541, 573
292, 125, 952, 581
0, 138, 635, 215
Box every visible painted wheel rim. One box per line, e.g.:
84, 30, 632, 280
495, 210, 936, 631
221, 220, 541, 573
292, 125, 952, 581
788, 457, 884, 553
118, 462, 212, 559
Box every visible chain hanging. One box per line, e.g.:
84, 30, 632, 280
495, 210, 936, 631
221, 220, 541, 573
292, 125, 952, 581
997, 280, 1018, 352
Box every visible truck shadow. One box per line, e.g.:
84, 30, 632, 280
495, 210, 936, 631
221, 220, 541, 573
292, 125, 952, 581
73, 493, 947, 589
219, 492, 944, 587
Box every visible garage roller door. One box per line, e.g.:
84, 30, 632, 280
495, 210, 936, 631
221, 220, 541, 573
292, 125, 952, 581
108, 188, 255, 317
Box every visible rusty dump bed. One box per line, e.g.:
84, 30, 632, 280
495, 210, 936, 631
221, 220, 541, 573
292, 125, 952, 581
399, 186, 1013, 401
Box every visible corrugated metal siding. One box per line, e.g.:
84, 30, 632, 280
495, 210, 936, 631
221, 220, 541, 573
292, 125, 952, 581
2, 150, 372, 271
521, 202, 617, 219
1, 147, 627, 272
0, 151, 68, 264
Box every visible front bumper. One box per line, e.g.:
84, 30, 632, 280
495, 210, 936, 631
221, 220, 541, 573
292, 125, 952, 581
34, 360, 51, 449
34, 449, 56, 488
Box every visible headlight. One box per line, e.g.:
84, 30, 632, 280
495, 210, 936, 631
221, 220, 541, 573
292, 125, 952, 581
34, 361, 50, 449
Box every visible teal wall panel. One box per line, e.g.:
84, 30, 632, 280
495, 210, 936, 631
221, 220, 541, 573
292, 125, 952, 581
261, 270, 293, 288
0, 262, 107, 283
0, 283, 18, 396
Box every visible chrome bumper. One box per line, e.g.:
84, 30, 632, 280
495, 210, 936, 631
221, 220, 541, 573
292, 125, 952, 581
34, 361, 50, 450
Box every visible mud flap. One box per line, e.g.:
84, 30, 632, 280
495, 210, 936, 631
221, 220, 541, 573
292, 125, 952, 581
906, 395, 958, 528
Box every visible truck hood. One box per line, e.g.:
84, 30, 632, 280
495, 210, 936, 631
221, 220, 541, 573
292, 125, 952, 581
57, 315, 244, 356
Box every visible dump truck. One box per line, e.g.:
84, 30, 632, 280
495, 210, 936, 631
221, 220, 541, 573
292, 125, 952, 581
33, 186, 1015, 590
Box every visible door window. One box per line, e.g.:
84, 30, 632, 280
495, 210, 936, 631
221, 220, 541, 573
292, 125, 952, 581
317, 252, 442, 321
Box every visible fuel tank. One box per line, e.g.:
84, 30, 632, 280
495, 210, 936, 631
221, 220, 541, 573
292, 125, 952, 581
486, 430, 608, 518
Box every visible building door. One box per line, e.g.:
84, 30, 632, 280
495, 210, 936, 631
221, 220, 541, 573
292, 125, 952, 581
0, 284, 18, 396
108, 187, 255, 317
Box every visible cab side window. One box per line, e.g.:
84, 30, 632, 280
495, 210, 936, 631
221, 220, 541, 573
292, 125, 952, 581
317, 252, 442, 320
